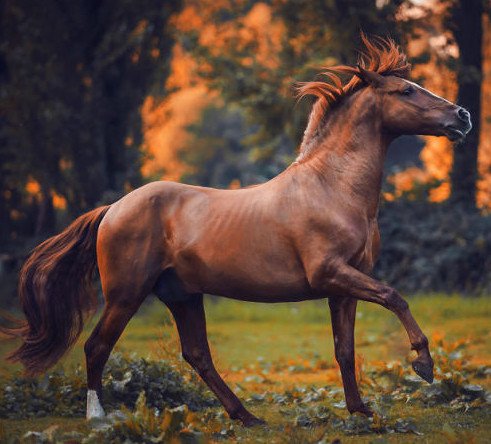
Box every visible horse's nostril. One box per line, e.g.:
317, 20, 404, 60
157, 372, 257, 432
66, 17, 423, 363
457, 107, 470, 122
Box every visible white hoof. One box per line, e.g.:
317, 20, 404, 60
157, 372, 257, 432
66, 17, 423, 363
86, 389, 106, 420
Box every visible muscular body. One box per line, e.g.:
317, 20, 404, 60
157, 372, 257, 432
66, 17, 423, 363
8, 37, 471, 426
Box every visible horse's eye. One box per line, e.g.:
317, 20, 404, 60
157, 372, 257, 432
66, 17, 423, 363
401, 87, 414, 96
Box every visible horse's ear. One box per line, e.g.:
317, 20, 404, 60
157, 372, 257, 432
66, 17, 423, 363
356, 65, 385, 88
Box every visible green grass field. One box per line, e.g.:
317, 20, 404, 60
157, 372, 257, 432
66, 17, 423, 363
1, 295, 490, 443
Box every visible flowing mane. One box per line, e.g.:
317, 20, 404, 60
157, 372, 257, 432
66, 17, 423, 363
296, 34, 411, 160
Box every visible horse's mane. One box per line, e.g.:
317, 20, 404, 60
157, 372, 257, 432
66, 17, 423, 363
296, 34, 411, 159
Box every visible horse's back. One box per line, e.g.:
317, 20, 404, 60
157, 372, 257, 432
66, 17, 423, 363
96, 180, 310, 301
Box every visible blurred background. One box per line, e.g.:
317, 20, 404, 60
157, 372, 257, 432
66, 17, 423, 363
1, 4, 490, 441
0, 0, 490, 304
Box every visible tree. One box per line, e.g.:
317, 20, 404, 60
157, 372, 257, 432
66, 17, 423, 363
448, 0, 485, 209
179, 105, 261, 187
177, 0, 407, 182
0, 0, 181, 241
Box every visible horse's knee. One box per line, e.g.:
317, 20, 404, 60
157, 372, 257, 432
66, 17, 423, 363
380, 287, 408, 312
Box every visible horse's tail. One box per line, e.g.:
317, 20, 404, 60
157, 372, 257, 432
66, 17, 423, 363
2, 205, 110, 375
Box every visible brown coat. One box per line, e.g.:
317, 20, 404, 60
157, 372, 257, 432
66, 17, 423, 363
6, 35, 471, 425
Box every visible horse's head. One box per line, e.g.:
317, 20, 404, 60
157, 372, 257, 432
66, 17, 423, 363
297, 35, 473, 161
357, 66, 472, 141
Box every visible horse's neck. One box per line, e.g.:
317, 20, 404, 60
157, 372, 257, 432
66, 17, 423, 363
296, 99, 390, 218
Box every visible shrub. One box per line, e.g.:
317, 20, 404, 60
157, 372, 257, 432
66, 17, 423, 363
375, 201, 491, 294
0, 353, 216, 419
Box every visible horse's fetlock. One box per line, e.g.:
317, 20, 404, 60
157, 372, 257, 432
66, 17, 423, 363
412, 335, 429, 351
228, 405, 248, 420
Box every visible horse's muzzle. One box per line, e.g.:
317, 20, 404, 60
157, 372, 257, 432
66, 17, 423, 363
444, 106, 472, 141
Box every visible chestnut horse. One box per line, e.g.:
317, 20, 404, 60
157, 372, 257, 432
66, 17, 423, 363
5, 36, 471, 426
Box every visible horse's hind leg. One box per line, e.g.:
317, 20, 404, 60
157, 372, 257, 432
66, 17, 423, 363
84, 211, 165, 419
84, 256, 158, 418
84, 294, 145, 419
165, 295, 264, 427
329, 297, 372, 416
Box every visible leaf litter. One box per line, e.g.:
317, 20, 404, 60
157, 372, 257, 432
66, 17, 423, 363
2, 335, 490, 442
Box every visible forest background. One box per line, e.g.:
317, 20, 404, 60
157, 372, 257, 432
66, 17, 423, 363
0, 0, 490, 299
1, 2, 491, 442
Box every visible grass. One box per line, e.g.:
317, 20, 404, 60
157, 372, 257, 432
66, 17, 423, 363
1, 294, 490, 443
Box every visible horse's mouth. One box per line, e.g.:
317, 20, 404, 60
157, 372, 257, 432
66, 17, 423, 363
444, 125, 468, 142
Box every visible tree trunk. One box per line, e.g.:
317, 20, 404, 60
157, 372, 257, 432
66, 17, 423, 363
35, 186, 56, 236
449, 0, 483, 210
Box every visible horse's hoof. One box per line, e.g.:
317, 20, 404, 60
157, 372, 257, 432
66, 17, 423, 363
412, 358, 434, 383
86, 411, 106, 421
241, 415, 267, 427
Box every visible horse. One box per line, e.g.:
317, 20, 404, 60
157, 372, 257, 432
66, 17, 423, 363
4, 35, 471, 426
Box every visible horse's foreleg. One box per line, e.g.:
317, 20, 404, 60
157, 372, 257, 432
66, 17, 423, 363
329, 297, 372, 416
316, 264, 433, 383
165, 295, 265, 427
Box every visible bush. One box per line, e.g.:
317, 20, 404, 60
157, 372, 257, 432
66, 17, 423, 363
0, 353, 217, 419
375, 201, 491, 294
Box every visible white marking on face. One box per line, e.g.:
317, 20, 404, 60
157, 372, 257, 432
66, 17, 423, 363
405, 80, 452, 105
86, 389, 105, 420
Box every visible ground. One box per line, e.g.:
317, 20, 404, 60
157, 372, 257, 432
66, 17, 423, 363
1, 295, 490, 443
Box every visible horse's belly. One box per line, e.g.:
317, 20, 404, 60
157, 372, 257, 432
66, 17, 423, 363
173, 247, 312, 302
202, 273, 313, 302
